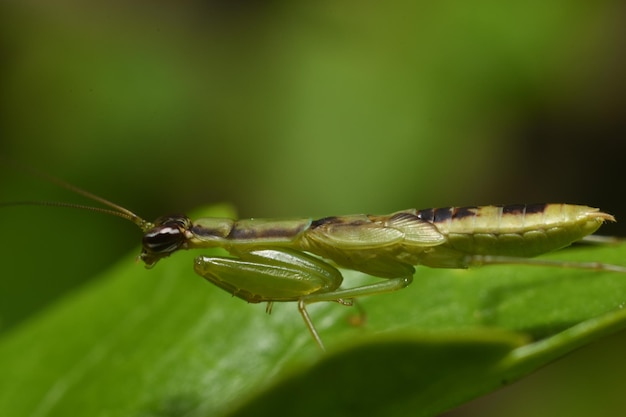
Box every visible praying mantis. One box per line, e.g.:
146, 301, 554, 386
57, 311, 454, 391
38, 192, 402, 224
4, 167, 625, 351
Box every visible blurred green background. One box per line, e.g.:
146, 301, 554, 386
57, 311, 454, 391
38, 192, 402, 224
1, 1, 625, 416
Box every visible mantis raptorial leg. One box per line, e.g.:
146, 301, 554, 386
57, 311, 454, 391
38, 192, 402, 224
192, 247, 413, 351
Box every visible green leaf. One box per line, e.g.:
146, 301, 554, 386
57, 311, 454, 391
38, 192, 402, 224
2, 205, 626, 417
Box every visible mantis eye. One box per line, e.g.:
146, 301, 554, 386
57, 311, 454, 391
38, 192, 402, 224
140, 215, 191, 266
143, 224, 186, 254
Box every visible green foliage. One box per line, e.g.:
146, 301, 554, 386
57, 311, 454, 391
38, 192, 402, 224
1, 205, 626, 417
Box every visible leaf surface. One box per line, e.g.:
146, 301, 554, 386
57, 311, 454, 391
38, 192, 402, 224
2, 205, 626, 417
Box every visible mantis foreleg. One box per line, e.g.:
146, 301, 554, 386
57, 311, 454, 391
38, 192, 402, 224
193, 247, 414, 350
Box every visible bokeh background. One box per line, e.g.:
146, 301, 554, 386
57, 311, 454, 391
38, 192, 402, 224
1, 1, 625, 416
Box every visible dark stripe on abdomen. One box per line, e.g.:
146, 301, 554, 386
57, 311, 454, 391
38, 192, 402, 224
416, 206, 479, 223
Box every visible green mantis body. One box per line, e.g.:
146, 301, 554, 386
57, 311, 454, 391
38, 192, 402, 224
140, 204, 619, 349
3, 168, 623, 350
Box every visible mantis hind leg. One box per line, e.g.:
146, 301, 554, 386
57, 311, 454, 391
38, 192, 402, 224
465, 254, 626, 273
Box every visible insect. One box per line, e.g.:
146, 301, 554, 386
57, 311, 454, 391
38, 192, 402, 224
4, 168, 626, 351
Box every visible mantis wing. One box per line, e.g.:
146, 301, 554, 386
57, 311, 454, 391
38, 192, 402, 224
312, 213, 446, 250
